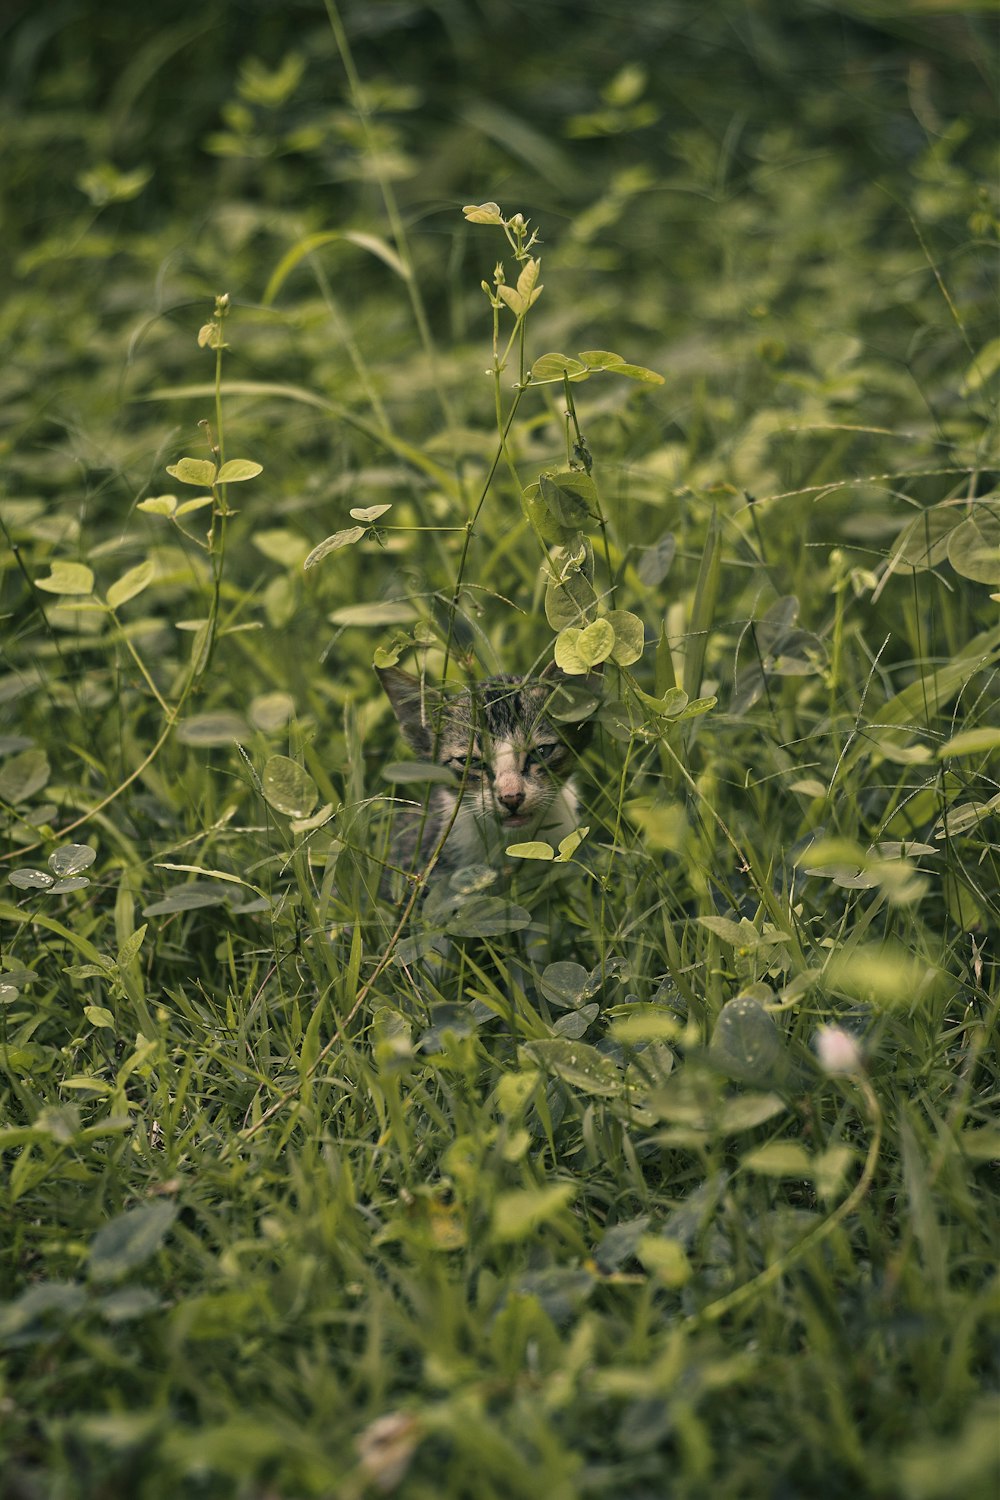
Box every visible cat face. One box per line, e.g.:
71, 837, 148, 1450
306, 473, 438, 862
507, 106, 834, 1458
377, 667, 588, 836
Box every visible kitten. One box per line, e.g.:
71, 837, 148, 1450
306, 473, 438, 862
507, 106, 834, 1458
377, 666, 590, 880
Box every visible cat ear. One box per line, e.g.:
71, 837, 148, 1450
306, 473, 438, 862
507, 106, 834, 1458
376, 666, 440, 755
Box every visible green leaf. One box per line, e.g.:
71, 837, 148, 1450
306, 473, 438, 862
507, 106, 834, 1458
462, 201, 503, 224
577, 349, 627, 370
329, 601, 416, 625
137, 494, 177, 517
718, 1092, 788, 1133
947, 503, 1000, 585
555, 619, 615, 674
215, 459, 263, 483
539, 471, 597, 528
303, 527, 366, 569
262, 755, 318, 817
545, 567, 598, 631
524, 1038, 623, 1097
607, 361, 664, 384
252, 529, 311, 568
35, 561, 94, 596
710, 997, 783, 1084
349, 504, 392, 522
165, 458, 218, 488
530, 352, 589, 384
9, 869, 54, 890
960, 337, 1000, 395
0, 749, 50, 804
85, 1005, 115, 1030
88, 1201, 177, 1282
176, 713, 250, 746
143, 884, 229, 916
117, 924, 147, 969
742, 1141, 812, 1177
446, 897, 532, 937
505, 841, 555, 860
637, 1235, 692, 1286
539, 961, 598, 1010
175, 495, 214, 517
939, 728, 1000, 757
556, 826, 589, 861
606, 609, 645, 666
48, 844, 96, 878
492, 1183, 575, 1242
106, 560, 154, 610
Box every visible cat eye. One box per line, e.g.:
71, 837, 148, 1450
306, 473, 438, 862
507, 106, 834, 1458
525, 743, 561, 769
447, 755, 489, 777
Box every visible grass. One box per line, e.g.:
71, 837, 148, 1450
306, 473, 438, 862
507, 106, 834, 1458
1, 2, 999, 1496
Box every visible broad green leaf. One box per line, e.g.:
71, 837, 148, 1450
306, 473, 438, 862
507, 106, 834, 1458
106, 560, 154, 610
556, 826, 589, 861
0, 749, 50, 804
960, 337, 1000, 394
636, 531, 676, 586
523, 1038, 622, 1097
0, 1282, 87, 1347
826, 944, 939, 1008
637, 1235, 691, 1286
557, 619, 615, 674
718, 1092, 787, 1133
947, 504, 1000, 585
890, 506, 963, 569
143, 884, 229, 916
545, 568, 598, 631
539, 961, 597, 1010
137, 494, 177, 517
530, 352, 589, 384
303, 527, 366, 569
252, 529, 311, 567
462, 201, 503, 224
35, 562, 94, 596
216, 459, 263, 483
165, 458, 217, 488
446, 896, 532, 937
176, 713, 249, 745
85, 1005, 115, 1029
88, 1201, 177, 1282
117, 924, 147, 969
539, 470, 597, 528
249, 692, 295, 732
498, 283, 526, 315
48, 844, 96, 877
175, 495, 214, 517
610, 1010, 682, 1043
710, 997, 783, 1084
742, 1141, 812, 1177
516, 257, 542, 302
606, 609, 645, 666
330, 601, 416, 625
939, 728, 1000, 757
9, 869, 54, 890
349, 504, 392, 522
505, 841, 556, 860
607, 361, 664, 384
492, 1183, 575, 1242
262, 755, 318, 817
48, 876, 90, 895
577, 349, 627, 370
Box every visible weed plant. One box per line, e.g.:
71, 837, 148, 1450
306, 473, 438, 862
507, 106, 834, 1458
1, 3, 998, 1497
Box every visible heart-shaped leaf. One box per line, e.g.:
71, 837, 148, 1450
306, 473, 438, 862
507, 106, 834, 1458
304, 527, 366, 569
166, 458, 218, 488
262, 755, 318, 817
106, 561, 154, 610
216, 459, 263, 483
35, 562, 94, 596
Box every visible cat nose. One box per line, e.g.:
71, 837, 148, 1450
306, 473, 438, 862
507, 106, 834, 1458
498, 788, 525, 811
